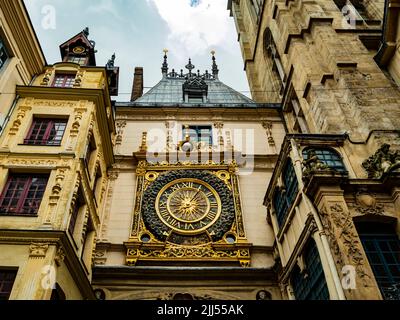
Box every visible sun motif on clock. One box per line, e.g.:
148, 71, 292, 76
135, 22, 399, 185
156, 178, 222, 235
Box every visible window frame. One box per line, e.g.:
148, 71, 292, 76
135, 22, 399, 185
302, 147, 347, 173
66, 55, 88, 66
291, 240, 330, 300
24, 118, 68, 146
0, 269, 18, 300
68, 188, 85, 236
273, 159, 299, 227
183, 125, 213, 145
52, 73, 76, 88
357, 223, 400, 300
0, 174, 49, 216
0, 36, 9, 71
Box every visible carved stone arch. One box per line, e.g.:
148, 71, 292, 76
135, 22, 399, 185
112, 289, 241, 301
263, 27, 274, 60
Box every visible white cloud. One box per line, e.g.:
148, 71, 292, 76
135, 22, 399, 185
86, 0, 124, 21
147, 0, 235, 62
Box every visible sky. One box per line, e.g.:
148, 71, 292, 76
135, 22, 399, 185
24, 0, 251, 101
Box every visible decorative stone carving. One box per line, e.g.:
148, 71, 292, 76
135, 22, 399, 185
139, 132, 148, 152
29, 243, 49, 258
8, 159, 57, 167
136, 161, 147, 176
54, 247, 66, 266
354, 189, 384, 216
302, 148, 333, 181
320, 203, 371, 286
115, 120, 127, 146
362, 144, 400, 179
40, 68, 54, 86
262, 121, 276, 147
52, 169, 66, 196
93, 249, 107, 265
73, 70, 85, 87
157, 292, 214, 300
214, 121, 224, 148
319, 206, 344, 267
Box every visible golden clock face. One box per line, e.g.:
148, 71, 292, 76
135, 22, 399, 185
73, 46, 86, 54
155, 178, 221, 235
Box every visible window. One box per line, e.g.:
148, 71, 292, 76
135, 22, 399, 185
274, 189, 289, 227
284, 88, 309, 133
273, 159, 299, 227
334, 0, 369, 23
291, 240, 330, 300
0, 270, 17, 300
302, 148, 346, 172
357, 223, 400, 300
68, 189, 85, 236
52, 74, 75, 88
250, 0, 264, 21
0, 174, 48, 216
24, 118, 67, 146
84, 136, 96, 169
264, 28, 286, 95
188, 92, 204, 103
67, 55, 87, 65
184, 126, 213, 145
0, 37, 9, 70
93, 166, 102, 203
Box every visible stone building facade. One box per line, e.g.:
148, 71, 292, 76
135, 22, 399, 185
0, 0, 399, 300
228, 0, 400, 299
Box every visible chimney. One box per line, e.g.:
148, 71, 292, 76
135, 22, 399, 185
131, 67, 143, 102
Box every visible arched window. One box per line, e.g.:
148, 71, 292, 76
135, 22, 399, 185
356, 222, 400, 300
273, 159, 299, 227
263, 28, 286, 94
302, 147, 346, 172
291, 240, 330, 300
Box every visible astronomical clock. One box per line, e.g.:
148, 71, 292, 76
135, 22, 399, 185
125, 161, 251, 267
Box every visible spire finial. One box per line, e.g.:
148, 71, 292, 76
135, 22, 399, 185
211, 50, 219, 79
161, 49, 169, 76
83, 27, 90, 37
185, 58, 195, 76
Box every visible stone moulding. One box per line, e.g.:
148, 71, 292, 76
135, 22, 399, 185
125, 242, 251, 268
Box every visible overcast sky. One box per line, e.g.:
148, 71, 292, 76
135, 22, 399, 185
24, 0, 251, 101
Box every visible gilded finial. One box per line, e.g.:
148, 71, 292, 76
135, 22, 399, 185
161, 49, 169, 76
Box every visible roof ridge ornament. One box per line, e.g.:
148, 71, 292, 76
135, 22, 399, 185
211, 50, 219, 80
162, 49, 169, 76
185, 58, 195, 76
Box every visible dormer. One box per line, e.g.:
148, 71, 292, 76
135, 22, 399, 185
59, 27, 97, 66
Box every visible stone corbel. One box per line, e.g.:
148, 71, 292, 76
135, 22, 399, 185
29, 243, 49, 259
3, 105, 32, 149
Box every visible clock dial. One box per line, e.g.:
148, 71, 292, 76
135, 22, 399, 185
73, 46, 85, 54
156, 178, 221, 235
